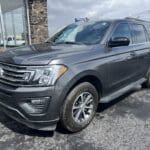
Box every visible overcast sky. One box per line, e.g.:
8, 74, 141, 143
47, 0, 150, 36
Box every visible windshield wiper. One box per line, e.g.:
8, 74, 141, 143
55, 41, 82, 45
45, 40, 55, 45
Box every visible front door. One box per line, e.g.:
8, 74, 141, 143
106, 22, 139, 93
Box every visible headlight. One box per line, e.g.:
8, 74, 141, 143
31, 65, 68, 86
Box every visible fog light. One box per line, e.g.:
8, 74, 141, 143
20, 97, 50, 114
31, 99, 47, 105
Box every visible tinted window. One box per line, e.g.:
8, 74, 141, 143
111, 23, 131, 41
132, 24, 147, 44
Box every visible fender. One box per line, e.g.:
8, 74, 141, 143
59, 70, 105, 105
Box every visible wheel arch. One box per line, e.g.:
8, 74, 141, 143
63, 71, 104, 101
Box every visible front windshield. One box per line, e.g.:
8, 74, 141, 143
48, 21, 110, 45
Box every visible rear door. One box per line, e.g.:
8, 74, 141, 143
106, 22, 139, 93
130, 23, 150, 78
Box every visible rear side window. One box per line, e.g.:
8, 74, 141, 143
132, 24, 147, 44
111, 23, 131, 41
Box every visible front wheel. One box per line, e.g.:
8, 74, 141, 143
145, 71, 150, 88
60, 82, 99, 132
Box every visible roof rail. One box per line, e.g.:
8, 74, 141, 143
125, 17, 150, 23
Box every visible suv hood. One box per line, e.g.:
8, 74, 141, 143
0, 44, 97, 66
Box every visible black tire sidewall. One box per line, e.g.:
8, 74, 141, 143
146, 72, 150, 88
61, 82, 99, 132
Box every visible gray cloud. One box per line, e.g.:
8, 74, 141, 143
47, 0, 150, 36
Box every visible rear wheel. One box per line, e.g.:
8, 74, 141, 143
60, 82, 99, 132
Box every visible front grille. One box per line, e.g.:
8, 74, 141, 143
0, 63, 33, 87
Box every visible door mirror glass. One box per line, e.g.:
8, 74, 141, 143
108, 37, 130, 47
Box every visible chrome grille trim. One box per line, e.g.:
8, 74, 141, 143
0, 63, 34, 87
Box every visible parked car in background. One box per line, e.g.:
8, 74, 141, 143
7, 36, 25, 46
0, 18, 149, 133
0, 36, 25, 47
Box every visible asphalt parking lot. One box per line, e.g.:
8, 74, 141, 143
0, 89, 149, 150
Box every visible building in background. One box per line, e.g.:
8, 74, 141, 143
0, 0, 48, 50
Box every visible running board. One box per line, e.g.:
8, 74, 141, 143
100, 78, 146, 103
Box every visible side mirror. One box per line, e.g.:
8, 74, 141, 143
108, 37, 130, 48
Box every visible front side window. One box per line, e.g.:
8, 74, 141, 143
131, 24, 147, 44
48, 21, 110, 45
111, 23, 131, 41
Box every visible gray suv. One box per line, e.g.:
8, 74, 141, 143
0, 18, 149, 132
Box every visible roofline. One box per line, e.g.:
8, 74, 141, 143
73, 17, 150, 25
125, 17, 150, 23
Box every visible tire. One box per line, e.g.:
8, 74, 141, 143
143, 69, 150, 88
145, 71, 150, 88
60, 82, 99, 132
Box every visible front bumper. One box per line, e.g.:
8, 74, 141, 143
0, 85, 60, 131
0, 102, 58, 130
